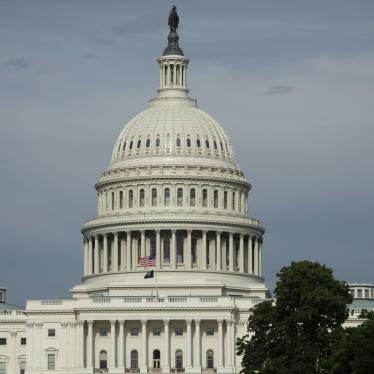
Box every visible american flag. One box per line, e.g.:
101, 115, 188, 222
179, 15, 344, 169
138, 256, 156, 267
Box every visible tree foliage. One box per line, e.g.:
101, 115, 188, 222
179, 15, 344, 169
237, 261, 352, 374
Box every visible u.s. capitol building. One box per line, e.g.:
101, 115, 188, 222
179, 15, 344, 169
0, 12, 270, 374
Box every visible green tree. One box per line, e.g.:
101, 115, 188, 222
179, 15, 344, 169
237, 261, 352, 374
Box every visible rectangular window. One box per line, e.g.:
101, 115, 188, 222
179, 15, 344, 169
175, 327, 183, 336
365, 289, 370, 298
20, 337, 26, 345
47, 354, 55, 370
0, 362, 6, 374
0, 338, 6, 345
130, 328, 139, 336
20, 361, 26, 374
48, 329, 56, 337
153, 328, 161, 336
357, 289, 363, 298
206, 327, 214, 336
99, 328, 108, 336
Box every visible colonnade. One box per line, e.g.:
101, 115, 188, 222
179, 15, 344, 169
159, 60, 187, 89
83, 230, 262, 277
81, 318, 237, 372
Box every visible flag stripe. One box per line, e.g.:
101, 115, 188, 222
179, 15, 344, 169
138, 256, 156, 267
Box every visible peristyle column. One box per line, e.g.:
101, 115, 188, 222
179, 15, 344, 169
156, 230, 161, 269
118, 320, 125, 369
185, 230, 192, 270
202, 230, 207, 270
163, 320, 170, 373
141, 320, 147, 372
216, 231, 222, 271
186, 319, 192, 369
113, 232, 119, 272
103, 234, 108, 272
171, 230, 176, 269
94, 236, 99, 274
229, 233, 234, 271
126, 231, 132, 270
239, 234, 245, 272
247, 235, 253, 274
254, 237, 259, 275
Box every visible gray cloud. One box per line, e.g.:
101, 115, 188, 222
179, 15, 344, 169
265, 85, 294, 95
6, 57, 31, 70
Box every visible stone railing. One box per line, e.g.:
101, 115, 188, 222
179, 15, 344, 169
170, 368, 185, 373
125, 368, 140, 373
94, 369, 109, 373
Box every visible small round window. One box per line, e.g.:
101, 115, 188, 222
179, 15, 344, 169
146, 139, 150, 148
196, 138, 201, 148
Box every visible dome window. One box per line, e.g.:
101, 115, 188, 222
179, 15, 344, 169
128, 190, 133, 208
186, 138, 191, 147
214, 190, 218, 208
139, 189, 145, 207
205, 140, 210, 149
202, 189, 208, 207
232, 191, 236, 210
119, 191, 124, 209
129, 141, 133, 150
213, 141, 218, 150
137, 139, 141, 149
164, 188, 170, 206
146, 139, 150, 148
220, 142, 224, 151
177, 188, 183, 206
176, 137, 181, 147
123, 142, 127, 151
190, 188, 196, 206
224, 191, 228, 209
156, 138, 160, 148
196, 138, 201, 148
152, 188, 157, 207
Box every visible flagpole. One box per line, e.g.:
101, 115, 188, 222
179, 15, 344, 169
155, 268, 159, 298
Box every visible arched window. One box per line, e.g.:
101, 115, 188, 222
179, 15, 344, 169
129, 140, 133, 150
186, 138, 191, 147
196, 138, 201, 148
202, 189, 208, 207
175, 350, 183, 369
163, 235, 170, 262
111, 191, 115, 210
119, 191, 123, 209
123, 141, 127, 151
214, 190, 218, 208
220, 142, 224, 151
100, 350, 108, 369
153, 349, 161, 369
164, 188, 170, 206
128, 190, 133, 208
206, 350, 214, 369
139, 189, 145, 207
224, 191, 227, 209
232, 191, 236, 210
131, 350, 138, 369
156, 138, 160, 147
205, 140, 210, 149
213, 140, 218, 150
176, 137, 181, 147
146, 138, 151, 148
137, 139, 141, 149
152, 188, 157, 207
190, 189, 196, 206
177, 188, 183, 206
177, 236, 184, 263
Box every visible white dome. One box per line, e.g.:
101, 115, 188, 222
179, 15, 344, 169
110, 97, 238, 170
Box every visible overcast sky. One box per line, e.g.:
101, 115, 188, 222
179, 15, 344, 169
1, 0, 373, 306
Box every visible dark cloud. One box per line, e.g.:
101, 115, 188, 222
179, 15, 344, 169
265, 85, 293, 95
6, 57, 31, 70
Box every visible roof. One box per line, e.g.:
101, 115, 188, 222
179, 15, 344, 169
0, 302, 24, 311
348, 299, 374, 310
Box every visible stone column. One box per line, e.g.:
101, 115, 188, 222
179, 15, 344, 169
118, 320, 125, 370
141, 320, 147, 372
156, 230, 161, 269
84, 239, 89, 275
126, 231, 132, 270
78, 321, 85, 368
229, 233, 234, 271
110, 320, 116, 369
259, 240, 262, 276
113, 232, 119, 272
247, 236, 253, 274
88, 237, 93, 275
121, 236, 126, 270
25, 323, 34, 372
231, 321, 236, 369
69, 322, 77, 368
254, 237, 259, 275
216, 232, 222, 271
61, 322, 69, 368
94, 236, 100, 274
141, 230, 146, 258
194, 319, 201, 369
171, 230, 176, 270
218, 319, 224, 370
9, 331, 17, 374
239, 234, 245, 272
163, 320, 170, 373
103, 234, 108, 272
186, 319, 192, 370
87, 321, 93, 370
186, 230, 192, 270
34, 322, 42, 370
226, 320, 233, 368
202, 230, 207, 270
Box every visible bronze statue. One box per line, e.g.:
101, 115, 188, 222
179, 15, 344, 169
168, 5, 179, 33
